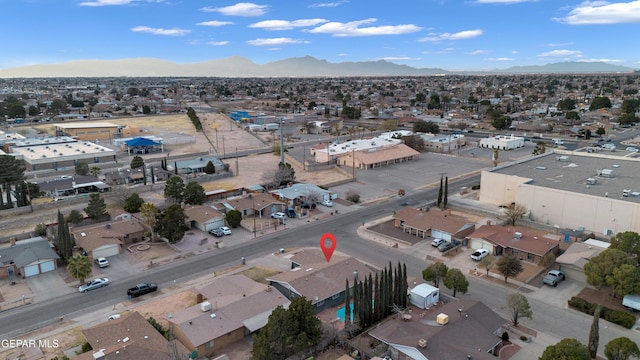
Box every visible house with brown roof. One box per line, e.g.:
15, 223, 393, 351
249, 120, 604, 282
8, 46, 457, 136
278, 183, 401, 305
75, 311, 173, 360
71, 219, 146, 259
392, 207, 475, 241
183, 205, 225, 232
369, 299, 507, 360
555, 239, 609, 283
168, 274, 290, 358
336, 143, 420, 170
267, 249, 374, 313
467, 225, 560, 263
225, 193, 286, 218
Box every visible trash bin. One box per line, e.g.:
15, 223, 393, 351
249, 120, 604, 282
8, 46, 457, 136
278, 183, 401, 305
241, 257, 245, 265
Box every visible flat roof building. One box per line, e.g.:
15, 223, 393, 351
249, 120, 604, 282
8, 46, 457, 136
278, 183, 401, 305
55, 121, 123, 141
10, 138, 116, 170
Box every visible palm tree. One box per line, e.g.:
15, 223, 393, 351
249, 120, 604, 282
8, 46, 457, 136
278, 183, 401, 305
67, 254, 93, 284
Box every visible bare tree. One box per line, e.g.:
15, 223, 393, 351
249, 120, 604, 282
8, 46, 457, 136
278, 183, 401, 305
479, 255, 494, 277
504, 203, 528, 226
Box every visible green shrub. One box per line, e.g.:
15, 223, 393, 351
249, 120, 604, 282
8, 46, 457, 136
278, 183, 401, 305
568, 297, 635, 329
346, 191, 360, 203
81, 341, 92, 353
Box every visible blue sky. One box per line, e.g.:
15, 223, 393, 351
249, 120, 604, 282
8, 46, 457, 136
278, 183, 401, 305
2, 0, 640, 71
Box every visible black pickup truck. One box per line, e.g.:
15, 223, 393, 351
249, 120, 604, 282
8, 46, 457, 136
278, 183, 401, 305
127, 283, 158, 298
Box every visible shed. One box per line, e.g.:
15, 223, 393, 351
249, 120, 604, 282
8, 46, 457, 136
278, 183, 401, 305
409, 283, 440, 309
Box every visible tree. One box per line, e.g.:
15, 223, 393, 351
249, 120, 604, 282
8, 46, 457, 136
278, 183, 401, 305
584, 249, 636, 292
379, 119, 398, 132
422, 262, 448, 288
89, 166, 101, 177
262, 162, 296, 188
604, 337, 640, 360
67, 254, 93, 284
443, 176, 448, 209
402, 135, 425, 152
504, 203, 528, 226
479, 255, 494, 277
124, 193, 145, 213
504, 293, 532, 327
140, 202, 159, 240
344, 278, 351, 326
252, 296, 321, 360
34, 223, 48, 236
0, 155, 26, 187
75, 161, 89, 176
130, 155, 145, 169
596, 127, 606, 136
443, 268, 469, 297
437, 176, 443, 208
496, 254, 523, 283
164, 176, 184, 203
142, 104, 151, 114
203, 160, 216, 174
413, 120, 440, 134
491, 115, 512, 130
532, 141, 546, 155
610, 264, 640, 298
67, 209, 84, 225
225, 209, 242, 228
84, 193, 109, 222
56, 210, 73, 262
540, 338, 590, 360
610, 231, 640, 259
156, 204, 187, 243
183, 181, 206, 205
590, 96, 612, 111
588, 305, 601, 359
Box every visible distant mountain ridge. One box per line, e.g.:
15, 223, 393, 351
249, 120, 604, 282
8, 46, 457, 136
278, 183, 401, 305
0, 56, 634, 78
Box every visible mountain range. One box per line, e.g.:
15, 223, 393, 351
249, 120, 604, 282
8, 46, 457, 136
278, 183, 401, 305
0, 56, 635, 78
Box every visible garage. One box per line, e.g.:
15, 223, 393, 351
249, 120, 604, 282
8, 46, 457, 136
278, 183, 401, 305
39, 259, 56, 273
432, 229, 451, 242
23, 264, 40, 277
469, 238, 495, 252
203, 219, 225, 233
92, 244, 120, 259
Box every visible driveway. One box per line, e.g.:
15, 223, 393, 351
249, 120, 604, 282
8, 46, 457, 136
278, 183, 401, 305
92, 255, 139, 281
27, 271, 75, 302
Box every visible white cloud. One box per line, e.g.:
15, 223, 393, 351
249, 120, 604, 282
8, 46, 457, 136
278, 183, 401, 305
249, 19, 329, 30
472, 0, 535, 3
418, 29, 483, 42
207, 41, 230, 46
547, 42, 574, 47
201, 3, 268, 17
554, 1, 640, 25
485, 57, 516, 61
309, 1, 347, 8
247, 37, 310, 46
79, 0, 162, 6
131, 26, 190, 36
197, 21, 234, 27
578, 58, 624, 63
538, 49, 583, 57
378, 56, 421, 61
465, 49, 489, 55
308, 18, 421, 37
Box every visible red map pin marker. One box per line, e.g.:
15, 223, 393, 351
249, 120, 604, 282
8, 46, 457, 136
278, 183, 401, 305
320, 233, 337, 262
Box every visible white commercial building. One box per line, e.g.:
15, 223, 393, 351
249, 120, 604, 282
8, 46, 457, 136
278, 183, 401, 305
478, 134, 524, 150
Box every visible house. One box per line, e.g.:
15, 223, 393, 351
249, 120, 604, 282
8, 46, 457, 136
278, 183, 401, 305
225, 193, 286, 218
75, 311, 172, 360
168, 274, 290, 357
271, 183, 336, 207
466, 225, 560, 263
183, 205, 225, 232
0, 237, 59, 278
168, 156, 225, 175
369, 300, 506, 360
71, 219, 146, 259
478, 134, 524, 150
555, 239, 610, 283
336, 143, 420, 170
267, 249, 373, 313
392, 207, 475, 241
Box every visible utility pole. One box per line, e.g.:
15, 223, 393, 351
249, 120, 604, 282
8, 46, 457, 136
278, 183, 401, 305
352, 148, 356, 180
222, 136, 226, 159
303, 146, 306, 171
279, 118, 285, 164
235, 147, 239, 176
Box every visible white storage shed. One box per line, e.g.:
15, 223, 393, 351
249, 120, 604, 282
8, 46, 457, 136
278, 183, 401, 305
409, 283, 440, 309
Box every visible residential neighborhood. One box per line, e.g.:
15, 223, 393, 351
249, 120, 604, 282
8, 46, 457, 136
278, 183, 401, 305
1, 73, 640, 360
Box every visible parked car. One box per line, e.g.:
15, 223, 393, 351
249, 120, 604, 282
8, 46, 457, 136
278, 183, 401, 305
107, 314, 121, 321
95, 257, 109, 268
301, 202, 316, 209
437, 241, 454, 252
79, 278, 109, 293
542, 270, 565, 287
470, 249, 490, 261
321, 199, 333, 207
431, 238, 447, 247
271, 212, 286, 219
285, 208, 296, 218
622, 294, 640, 311
208, 228, 224, 237
219, 226, 232, 235
626, 146, 638, 152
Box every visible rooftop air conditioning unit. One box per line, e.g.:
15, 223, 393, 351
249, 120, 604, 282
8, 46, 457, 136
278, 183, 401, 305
436, 313, 449, 325
418, 339, 427, 348
201, 301, 212, 312
514, 232, 522, 239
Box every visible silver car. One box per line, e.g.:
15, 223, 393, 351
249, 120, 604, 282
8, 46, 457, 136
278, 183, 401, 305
78, 278, 109, 293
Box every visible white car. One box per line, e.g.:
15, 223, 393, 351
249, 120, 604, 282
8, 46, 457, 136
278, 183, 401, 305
78, 278, 109, 293
431, 238, 447, 247
219, 226, 232, 235
626, 147, 638, 152
321, 199, 333, 207
271, 212, 286, 219
470, 249, 490, 261
95, 257, 109, 268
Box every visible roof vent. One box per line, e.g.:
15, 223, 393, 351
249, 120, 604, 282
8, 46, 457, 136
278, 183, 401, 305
418, 339, 428, 348
201, 301, 212, 312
